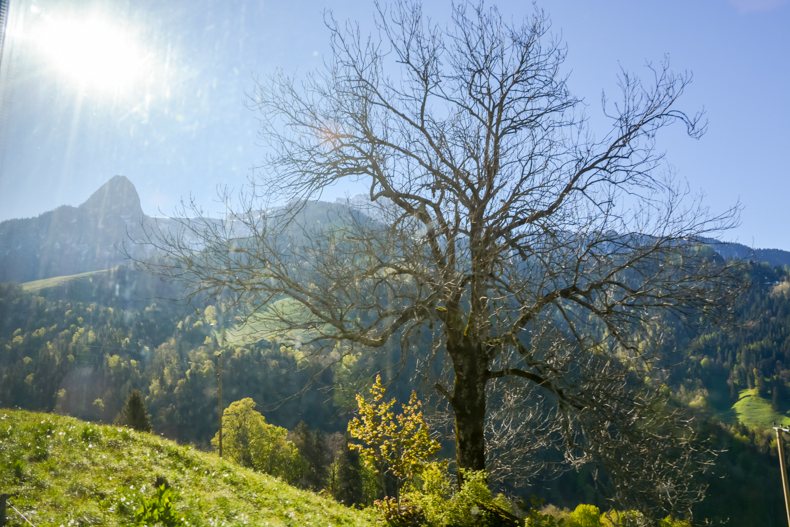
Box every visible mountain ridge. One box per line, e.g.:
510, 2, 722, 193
0, 175, 146, 282
1, 176, 788, 283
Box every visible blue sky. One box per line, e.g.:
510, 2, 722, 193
0, 0, 788, 249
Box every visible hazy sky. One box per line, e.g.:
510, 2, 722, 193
0, 0, 788, 249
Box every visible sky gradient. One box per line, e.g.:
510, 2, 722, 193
0, 0, 788, 249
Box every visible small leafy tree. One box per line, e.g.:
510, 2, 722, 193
115, 389, 152, 432
348, 374, 440, 498
213, 397, 302, 483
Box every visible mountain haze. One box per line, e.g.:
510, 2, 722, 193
1, 176, 788, 284
0, 176, 145, 282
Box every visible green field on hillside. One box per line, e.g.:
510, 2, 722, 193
0, 409, 376, 526
225, 297, 323, 347
732, 388, 790, 431
21, 269, 111, 292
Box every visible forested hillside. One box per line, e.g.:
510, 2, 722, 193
0, 267, 347, 444
1, 256, 789, 524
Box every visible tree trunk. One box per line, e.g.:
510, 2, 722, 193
448, 340, 488, 482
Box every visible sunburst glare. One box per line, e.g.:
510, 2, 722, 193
28, 10, 152, 97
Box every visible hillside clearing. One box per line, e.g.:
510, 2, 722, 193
21, 269, 111, 293
732, 388, 790, 431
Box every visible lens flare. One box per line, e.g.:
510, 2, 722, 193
31, 13, 149, 96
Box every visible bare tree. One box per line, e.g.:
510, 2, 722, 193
145, 1, 737, 516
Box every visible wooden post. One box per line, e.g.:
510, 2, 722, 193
0, 493, 9, 527
215, 300, 224, 459
217, 349, 223, 458
776, 427, 790, 527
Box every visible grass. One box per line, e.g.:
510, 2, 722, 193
0, 409, 377, 526
225, 298, 324, 347
731, 388, 790, 431
21, 269, 110, 292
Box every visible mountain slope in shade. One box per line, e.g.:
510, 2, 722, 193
702, 238, 790, 267
0, 176, 146, 283
1, 176, 788, 284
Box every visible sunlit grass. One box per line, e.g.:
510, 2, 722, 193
225, 297, 321, 347
21, 269, 110, 292
732, 388, 790, 431
0, 409, 376, 526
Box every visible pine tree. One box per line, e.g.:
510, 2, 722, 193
115, 389, 152, 432
330, 441, 364, 506
290, 421, 329, 490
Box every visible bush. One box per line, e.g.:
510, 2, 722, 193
375, 496, 427, 527
81, 424, 100, 443
524, 508, 564, 527
12, 458, 26, 480
599, 510, 646, 527
659, 517, 692, 527
567, 504, 602, 527
523, 504, 691, 527
134, 482, 184, 527
405, 469, 519, 527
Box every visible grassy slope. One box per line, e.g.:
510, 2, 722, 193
732, 388, 790, 430
0, 409, 376, 527
21, 269, 110, 292
225, 298, 321, 347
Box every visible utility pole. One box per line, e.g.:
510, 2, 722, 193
776, 426, 790, 527
214, 301, 225, 459
216, 349, 223, 458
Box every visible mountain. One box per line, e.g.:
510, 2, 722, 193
1, 187, 789, 524
1, 177, 788, 284
0, 176, 146, 282
701, 237, 790, 267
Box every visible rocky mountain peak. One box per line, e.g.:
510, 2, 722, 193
79, 175, 143, 220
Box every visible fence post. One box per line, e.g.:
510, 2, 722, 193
0, 493, 9, 527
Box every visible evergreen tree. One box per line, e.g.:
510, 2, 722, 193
290, 421, 329, 491
115, 389, 152, 432
330, 441, 364, 506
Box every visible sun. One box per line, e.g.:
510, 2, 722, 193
30, 12, 149, 96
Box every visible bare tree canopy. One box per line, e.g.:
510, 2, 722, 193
145, 0, 738, 517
